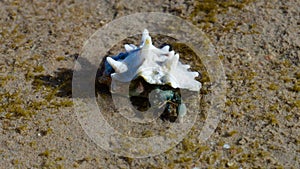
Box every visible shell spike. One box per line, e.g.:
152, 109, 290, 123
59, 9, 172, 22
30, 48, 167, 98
190, 72, 199, 78
165, 52, 179, 70
182, 64, 191, 69
173, 53, 179, 66
141, 29, 150, 45
169, 50, 175, 56
142, 29, 149, 40
161, 45, 170, 52
124, 44, 137, 52
106, 57, 128, 73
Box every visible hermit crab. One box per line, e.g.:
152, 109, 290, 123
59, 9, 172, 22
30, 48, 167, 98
98, 29, 201, 123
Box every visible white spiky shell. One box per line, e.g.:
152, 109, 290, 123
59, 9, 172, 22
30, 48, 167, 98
106, 29, 201, 92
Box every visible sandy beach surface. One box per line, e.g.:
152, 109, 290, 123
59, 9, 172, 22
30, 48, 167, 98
0, 0, 299, 168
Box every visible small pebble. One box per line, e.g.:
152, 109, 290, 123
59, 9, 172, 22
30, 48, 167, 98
238, 137, 247, 145
227, 161, 234, 167
223, 143, 231, 149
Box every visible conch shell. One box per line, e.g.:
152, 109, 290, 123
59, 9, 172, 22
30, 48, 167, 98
106, 29, 201, 92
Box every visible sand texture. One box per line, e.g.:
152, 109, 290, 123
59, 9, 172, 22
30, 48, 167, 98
0, 0, 299, 168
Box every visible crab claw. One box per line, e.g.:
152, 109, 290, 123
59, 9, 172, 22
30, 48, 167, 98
177, 103, 187, 123
106, 57, 128, 73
